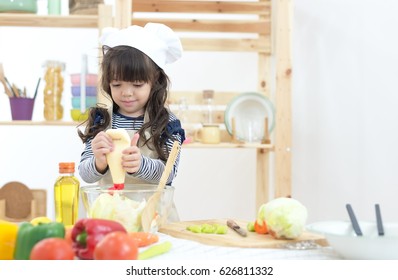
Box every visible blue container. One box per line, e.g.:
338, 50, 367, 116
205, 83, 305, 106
71, 86, 97, 97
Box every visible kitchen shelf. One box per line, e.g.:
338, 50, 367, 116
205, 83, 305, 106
0, 121, 81, 126
183, 142, 274, 150
0, 5, 113, 125
0, 14, 99, 28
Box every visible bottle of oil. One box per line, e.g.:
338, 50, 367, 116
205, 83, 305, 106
54, 162, 79, 226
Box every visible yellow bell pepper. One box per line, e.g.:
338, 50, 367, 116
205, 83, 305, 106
0, 220, 19, 260
30, 216, 52, 226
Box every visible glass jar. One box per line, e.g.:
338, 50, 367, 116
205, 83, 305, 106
202, 89, 214, 124
54, 162, 80, 226
43, 60, 65, 121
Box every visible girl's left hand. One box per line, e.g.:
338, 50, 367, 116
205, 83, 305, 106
122, 133, 141, 174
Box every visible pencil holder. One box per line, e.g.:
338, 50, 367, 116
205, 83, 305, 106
9, 97, 35, 120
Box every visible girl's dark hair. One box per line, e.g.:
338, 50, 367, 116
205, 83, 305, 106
78, 45, 171, 161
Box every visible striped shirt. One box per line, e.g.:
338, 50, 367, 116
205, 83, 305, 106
78, 111, 185, 185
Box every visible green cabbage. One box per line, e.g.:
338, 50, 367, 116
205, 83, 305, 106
258, 197, 308, 239
90, 193, 146, 232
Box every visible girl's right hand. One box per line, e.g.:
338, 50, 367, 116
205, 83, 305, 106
91, 131, 114, 173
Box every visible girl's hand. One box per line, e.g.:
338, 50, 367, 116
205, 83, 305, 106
91, 131, 114, 173
122, 133, 141, 174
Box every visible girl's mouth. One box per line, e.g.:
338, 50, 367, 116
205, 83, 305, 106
122, 100, 137, 106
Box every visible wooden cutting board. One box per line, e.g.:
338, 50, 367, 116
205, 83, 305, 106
159, 219, 328, 249
0, 181, 33, 219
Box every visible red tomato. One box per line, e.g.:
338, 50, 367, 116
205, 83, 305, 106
30, 238, 75, 260
94, 231, 138, 260
128, 232, 159, 247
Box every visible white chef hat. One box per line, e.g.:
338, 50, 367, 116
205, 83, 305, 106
100, 23, 183, 69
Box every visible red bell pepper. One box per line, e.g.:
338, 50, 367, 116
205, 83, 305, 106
71, 218, 126, 260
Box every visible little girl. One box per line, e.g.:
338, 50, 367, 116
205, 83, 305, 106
78, 23, 185, 189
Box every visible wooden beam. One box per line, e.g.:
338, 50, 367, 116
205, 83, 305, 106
181, 38, 270, 53
115, 0, 132, 28
131, 18, 271, 35
169, 91, 239, 105
274, 0, 293, 198
0, 14, 97, 28
132, 1, 271, 15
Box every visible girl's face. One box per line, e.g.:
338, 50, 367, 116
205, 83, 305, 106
110, 80, 151, 117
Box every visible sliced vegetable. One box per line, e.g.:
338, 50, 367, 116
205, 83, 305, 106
247, 221, 255, 232
186, 225, 202, 233
186, 223, 227, 234
128, 232, 159, 247
214, 225, 228, 234
254, 219, 268, 234
138, 241, 172, 260
201, 223, 216, 233
71, 218, 126, 260
14, 222, 65, 260
0, 220, 18, 260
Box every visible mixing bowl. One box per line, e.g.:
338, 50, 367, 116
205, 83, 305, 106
80, 184, 175, 233
307, 220, 398, 259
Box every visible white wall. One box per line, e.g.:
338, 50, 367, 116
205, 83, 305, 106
1, 0, 397, 224
292, 0, 398, 223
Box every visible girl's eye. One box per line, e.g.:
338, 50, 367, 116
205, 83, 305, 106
132, 81, 145, 87
111, 83, 121, 88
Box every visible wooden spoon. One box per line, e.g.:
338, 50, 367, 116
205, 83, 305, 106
141, 141, 181, 232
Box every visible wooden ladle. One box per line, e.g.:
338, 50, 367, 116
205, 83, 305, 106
141, 141, 181, 232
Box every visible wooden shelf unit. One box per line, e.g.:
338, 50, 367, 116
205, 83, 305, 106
0, 0, 292, 206
110, 0, 293, 205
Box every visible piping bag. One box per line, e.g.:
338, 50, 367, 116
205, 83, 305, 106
105, 129, 131, 190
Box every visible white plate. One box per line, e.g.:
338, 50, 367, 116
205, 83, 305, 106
307, 220, 398, 259
224, 92, 275, 142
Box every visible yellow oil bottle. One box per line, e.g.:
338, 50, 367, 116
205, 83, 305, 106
54, 162, 79, 226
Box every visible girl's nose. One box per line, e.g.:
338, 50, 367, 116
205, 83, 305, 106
122, 86, 134, 97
